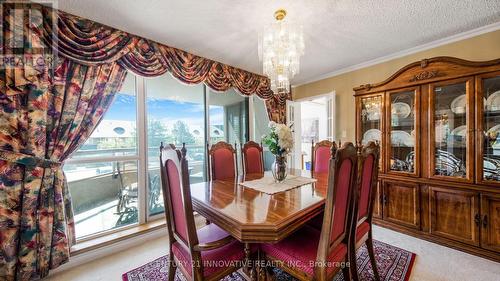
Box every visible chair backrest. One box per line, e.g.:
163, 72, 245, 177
311, 140, 336, 174
241, 141, 264, 175
160, 143, 199, 253
356, 141, 380, 226
207, 141, 237, 180
315, 142, 358, 279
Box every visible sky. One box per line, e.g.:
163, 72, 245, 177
105, 93, 223, 127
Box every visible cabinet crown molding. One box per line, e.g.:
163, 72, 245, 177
353, 56, 500, 95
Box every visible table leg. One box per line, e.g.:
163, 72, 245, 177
257, 249, 266, 281
244, 243, 257, 281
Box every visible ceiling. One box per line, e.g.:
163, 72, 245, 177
42, 0, 500, 85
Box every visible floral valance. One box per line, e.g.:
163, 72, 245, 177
32, 5, 290, 105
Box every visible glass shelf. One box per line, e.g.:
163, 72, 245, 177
389, 90, 416, 173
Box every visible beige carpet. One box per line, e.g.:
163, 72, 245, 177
47, 223, 500, 281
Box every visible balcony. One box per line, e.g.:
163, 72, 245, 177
65, 146, 206, 239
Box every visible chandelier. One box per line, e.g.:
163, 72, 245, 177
258, 9, 304, 95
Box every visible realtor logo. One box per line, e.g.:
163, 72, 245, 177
0, 0, 58, 70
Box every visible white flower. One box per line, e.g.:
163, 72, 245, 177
275, 124, 293, 150
268, 121, 277, 129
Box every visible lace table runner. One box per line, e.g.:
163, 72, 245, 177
239, 174, 317, 195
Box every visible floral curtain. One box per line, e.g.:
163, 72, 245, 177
265, 93, 291, 124
42, 6, 282, 104
0, 55, 127, 280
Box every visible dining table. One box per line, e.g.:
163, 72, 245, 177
190, 169, 329, 280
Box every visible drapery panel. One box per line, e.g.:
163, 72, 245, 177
0, 57, 127, 280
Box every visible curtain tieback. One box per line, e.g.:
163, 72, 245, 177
0, 149, 62, 169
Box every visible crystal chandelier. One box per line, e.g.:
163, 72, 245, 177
258, 9, 304, 95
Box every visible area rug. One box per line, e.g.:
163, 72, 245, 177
122, 240, 415, 281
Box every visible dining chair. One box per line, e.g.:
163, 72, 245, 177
349, 141, 381, 281
241, 141, 264, 175
207, 141, 238, 181
261, 142, 359, 281
160, 143, 247, 281
311, 140, 337, 175
308, 140, 338, 229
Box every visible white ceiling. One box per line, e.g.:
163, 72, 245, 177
44, 0, 500, 85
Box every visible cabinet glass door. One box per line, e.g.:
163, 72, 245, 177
478, 74, 500, 184
430, 78, 473, 182
360, 95, 383, 143
359, 94, 383, 169
387, 88, 419, 175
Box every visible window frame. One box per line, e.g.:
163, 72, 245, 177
66, 74, 255, 243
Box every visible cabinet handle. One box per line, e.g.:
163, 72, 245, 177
382, 194, 388, 205
474, 213, 481, 227
483, 215, 488, 228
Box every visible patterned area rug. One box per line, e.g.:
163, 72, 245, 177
123, 240, 415, 281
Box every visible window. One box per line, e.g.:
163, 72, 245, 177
64, 74, 139, 239
146, 74, 206, 216
252, 96, 273, 171
209, 89, 249, 172
65, 73, 256, 240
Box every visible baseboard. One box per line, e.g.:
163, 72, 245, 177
48, 226, 167, 277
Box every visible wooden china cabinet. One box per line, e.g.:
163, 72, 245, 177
354, 57, 500, 261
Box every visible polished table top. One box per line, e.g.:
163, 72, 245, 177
190, 169, 329, 243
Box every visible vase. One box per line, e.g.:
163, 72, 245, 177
271, 155, 288, 183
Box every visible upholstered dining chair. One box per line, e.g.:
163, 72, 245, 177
307, 140, 338, 229
311, 140, 337, 175
160, 143, 247, 281
207, 141, 238, 181
349, 141, 381, 281
241, 141, 264, 175
261, 142, 359, 281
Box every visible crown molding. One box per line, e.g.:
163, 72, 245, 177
293, 21, 500, 87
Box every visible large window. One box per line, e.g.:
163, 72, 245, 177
146, 74, 206, 216
65, 74, 254, 240
64, 75, 139, 239
209, 89, 249, 173
252, 96, 273, 171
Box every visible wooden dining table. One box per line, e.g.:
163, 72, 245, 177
190, 169, 329, 279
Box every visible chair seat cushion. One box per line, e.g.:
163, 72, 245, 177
172, 223, 245, 278
261, 226, 347, 277
356, 221, 370, 241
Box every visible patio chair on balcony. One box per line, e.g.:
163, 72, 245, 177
116, 162, 138, 214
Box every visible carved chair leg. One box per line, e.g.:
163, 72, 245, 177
341, 265, 352, 281
168, 253, 176, 281
349, 244, 359, 281
366, 231, 380, 281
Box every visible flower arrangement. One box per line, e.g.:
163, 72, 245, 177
262, 121, 294, 156
262, 121, 293, 182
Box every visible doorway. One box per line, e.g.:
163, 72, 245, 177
289, 93, 335, 170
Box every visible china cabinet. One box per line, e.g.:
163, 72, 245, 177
354, 57, 500, 262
